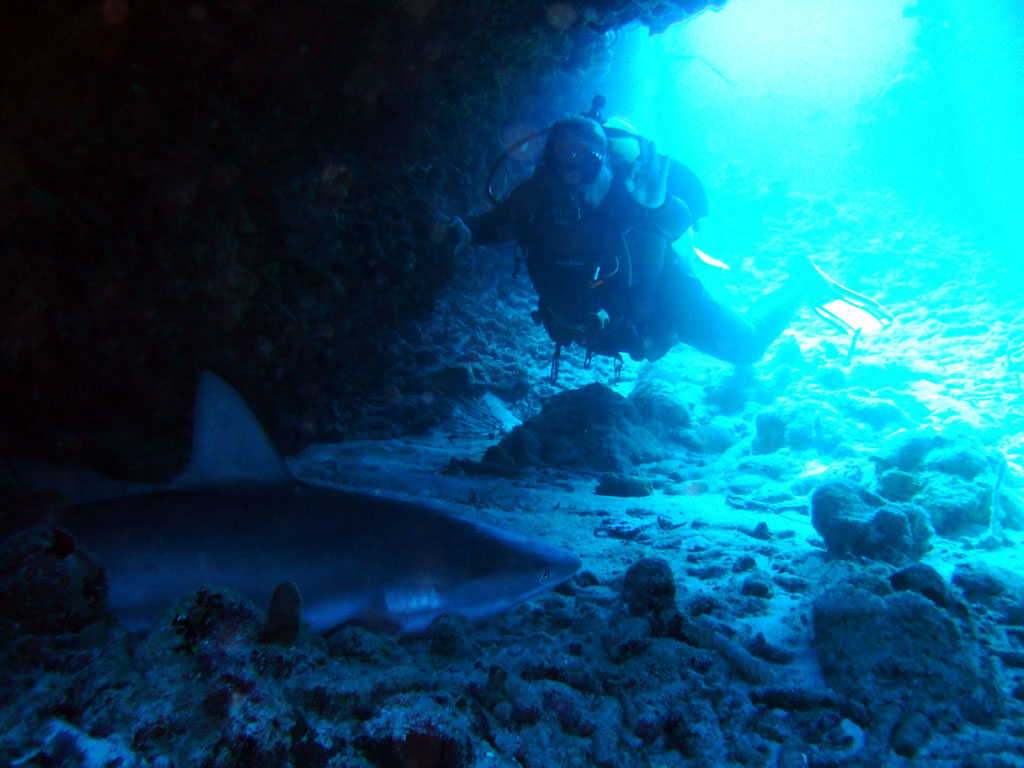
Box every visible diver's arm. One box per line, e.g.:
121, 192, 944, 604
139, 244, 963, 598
647, 196, 693, 242
464, 178, 540, 246
464, 208, 514, 246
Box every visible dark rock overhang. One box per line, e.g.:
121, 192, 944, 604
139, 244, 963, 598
0, 0, 724, 478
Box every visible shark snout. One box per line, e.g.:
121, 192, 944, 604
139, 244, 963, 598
551, 550, 582, 584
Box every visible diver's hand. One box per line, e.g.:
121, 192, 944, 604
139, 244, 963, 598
624, 138, 669, 209
445, 215, 472, 255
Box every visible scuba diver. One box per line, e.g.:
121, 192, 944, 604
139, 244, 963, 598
451, 99, 891, 382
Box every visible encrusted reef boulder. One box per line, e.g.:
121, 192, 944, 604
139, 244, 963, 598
913, 474, 991, 535
0, 527, 108, 634
869, 431, 1009, 536
810, 480, 932, 564
751, 411, 787, 454
627, 379, 692, 440
923, 442, 990, 481
951, 562, 1024, 625
888, 563, 955, 610
780, 401, 845, 453
603, 558, 680, 663
621, 558, 678, 618
813, 578, 1004, 744
875, 468, 922, 502
870, 429, 946, 473
356, 694, 474, 768
596, 473, 653, 498
482, 383, 663, 472
165, 588, 265, 655
842, 395, 908, 430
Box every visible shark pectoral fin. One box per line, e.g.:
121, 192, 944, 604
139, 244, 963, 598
302, 595, 375, 634
171, 371, 293, 489
382, 587, 447, 635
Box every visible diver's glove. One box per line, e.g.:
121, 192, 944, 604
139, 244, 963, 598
575, 309, 611, 346
624, 138, 670, 209
588, 309, 610, 334
444, 215, 473, 255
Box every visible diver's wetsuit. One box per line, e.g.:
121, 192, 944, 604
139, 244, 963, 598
469, 163, 805, 366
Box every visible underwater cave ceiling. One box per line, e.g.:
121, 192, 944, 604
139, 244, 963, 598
0, 0, 721, 478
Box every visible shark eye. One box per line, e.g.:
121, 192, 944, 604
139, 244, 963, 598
540, 569, 550, 582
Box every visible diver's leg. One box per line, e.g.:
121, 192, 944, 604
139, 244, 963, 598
667, 272, 806, 366
663, 253, 890, 365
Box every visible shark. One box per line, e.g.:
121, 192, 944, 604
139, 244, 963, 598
59, 372, 581, 634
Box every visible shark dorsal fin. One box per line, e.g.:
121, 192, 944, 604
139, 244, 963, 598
172, 371, 292, 489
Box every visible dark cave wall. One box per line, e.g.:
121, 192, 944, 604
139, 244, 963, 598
0, 0, 719, 477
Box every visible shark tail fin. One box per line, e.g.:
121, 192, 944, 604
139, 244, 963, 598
171, 371, 293, 490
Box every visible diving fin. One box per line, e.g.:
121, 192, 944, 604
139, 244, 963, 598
808, 262, 893, 335
815, 295, 892, 335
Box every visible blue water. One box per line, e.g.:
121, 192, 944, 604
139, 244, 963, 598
581, 0, 1024, 260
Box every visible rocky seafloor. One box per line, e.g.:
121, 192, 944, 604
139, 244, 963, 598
3, 187, 1024, 767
